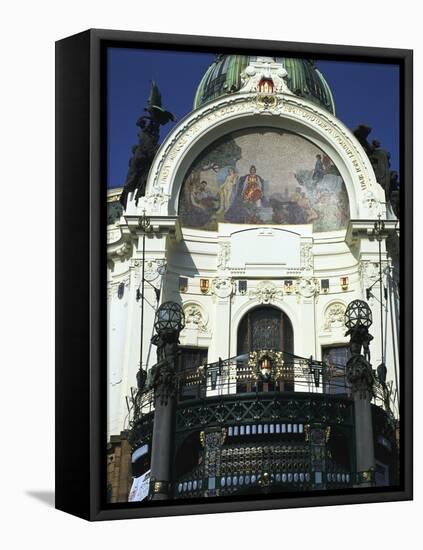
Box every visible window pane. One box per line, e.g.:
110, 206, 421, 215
322, 346, 350, 394
179, 348, 208, 400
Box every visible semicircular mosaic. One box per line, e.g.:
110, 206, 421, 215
178, 128, 350, 232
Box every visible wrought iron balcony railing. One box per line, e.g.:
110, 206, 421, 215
127, 349, 395, 430
177, 349, 349, 399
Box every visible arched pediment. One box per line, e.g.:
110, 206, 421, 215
127, 93, 385, 226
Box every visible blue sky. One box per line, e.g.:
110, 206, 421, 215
107, 48, 400, 189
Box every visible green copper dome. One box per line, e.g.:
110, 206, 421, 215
193, 55, 335, 115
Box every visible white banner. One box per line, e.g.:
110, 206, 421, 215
128, 470, 151, 502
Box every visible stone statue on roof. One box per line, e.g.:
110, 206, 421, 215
370, 139, 391, 200
353, 124, 394, 204
120, 82, 175, 209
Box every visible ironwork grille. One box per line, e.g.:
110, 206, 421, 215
238, 306, 293, 354
237, 306, 294, 392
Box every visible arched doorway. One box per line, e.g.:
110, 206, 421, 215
237, 306, 294, 392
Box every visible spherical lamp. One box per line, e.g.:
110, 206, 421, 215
344, 299, 373, 330
154, 301, 185, 337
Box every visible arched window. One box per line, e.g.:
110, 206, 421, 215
237, 306, 294, 392
237, 306, 293, 354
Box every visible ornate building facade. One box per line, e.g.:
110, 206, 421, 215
107, 56, 400, 502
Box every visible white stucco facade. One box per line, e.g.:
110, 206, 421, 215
107, 60, 400, 439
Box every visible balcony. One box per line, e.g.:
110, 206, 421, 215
128, 350, 398, 497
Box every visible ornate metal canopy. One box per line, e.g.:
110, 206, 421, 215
154, 301, 185, 335
344, 299, 373, 329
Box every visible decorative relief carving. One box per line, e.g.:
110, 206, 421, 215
210, 277, 235, 300
115, 241, 132, 258
144, 259, 166, 282
129, 258, 141, 284
362, 191, 383, 217
324, 302, 347, 330
217, 242, 231, 271
107, 228, 122, 244
183, 303, 208, 333
295, 277, 320, 302
141, 88, 378, 226
240, 58, 290, 95
107, 236, 133, 266
248, 281, 283, 304
300, 243, 314, 274
359, 260, 384, 305
107, 221, 133, 265
150, 94, 372, 195
360, 261, 379, 289
137, 191, 170, 214
128, 257, 166, 286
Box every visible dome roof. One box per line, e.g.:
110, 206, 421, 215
193, 55, 335, 115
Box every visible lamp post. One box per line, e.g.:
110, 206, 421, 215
344, 300, 376, 486
138, 210, 151, 379
149, 301, 185, 500
370, 215, 386, 369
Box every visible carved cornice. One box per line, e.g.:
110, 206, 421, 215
124, 215, 181, 240
107, 225, 133, 265
346, 219, 399, 247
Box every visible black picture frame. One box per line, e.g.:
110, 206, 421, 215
55, 29, 413, 521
